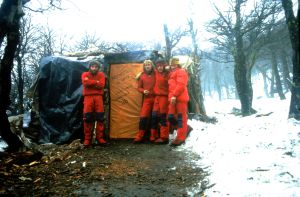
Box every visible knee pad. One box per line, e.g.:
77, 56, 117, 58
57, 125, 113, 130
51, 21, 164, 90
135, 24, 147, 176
139, 117, 148, 130
160, 113, 167, 126
168, 114, 177, 126
177, 113, 183, 128
95, 112, 104, 122
151, 111, 158, 128
84, 112, 94, 123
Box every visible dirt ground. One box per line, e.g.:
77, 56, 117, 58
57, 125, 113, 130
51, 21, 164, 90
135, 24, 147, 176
0, 139, 211, 196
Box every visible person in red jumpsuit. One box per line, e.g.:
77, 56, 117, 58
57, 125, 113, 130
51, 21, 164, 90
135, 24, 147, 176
151, 58, 170, 144
81, 60, 106, 147
168, 57, 189, 146
134, 59, 156, 143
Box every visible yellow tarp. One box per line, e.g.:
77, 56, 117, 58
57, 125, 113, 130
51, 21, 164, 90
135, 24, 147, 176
109, 63, 143, 138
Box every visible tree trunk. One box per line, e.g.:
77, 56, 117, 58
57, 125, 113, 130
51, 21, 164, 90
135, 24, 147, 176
258, 67, 270, 97
163, 24, 171, 63
270, 49, 286, 100
0, 0, 24, 152
234, 56, 252, 116
224, 82, 230, 99
188, 19, 206, 115
269, 73, 275, 97
16, 57, 24, 114
187, 81, 201, 114
281, 0, 300, 120
214, 72, 222, 100
234, 0, 252, 116
280, 49, 292, 92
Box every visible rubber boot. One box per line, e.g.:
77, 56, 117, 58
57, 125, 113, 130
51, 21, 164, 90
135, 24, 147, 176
187, 124, 193, 138
95, 122, 106, 145
171, 112, 187, 146
134, 130, 145, 143
155, 125, 169, 144
83, 122, 93, 147
149, 129, 158, 143
154, 138, 169, 144
170, 127, 186, 146
96, 133, 106, 145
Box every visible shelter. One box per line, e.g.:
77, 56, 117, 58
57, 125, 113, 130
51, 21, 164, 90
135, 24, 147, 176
31, 50, 160, 144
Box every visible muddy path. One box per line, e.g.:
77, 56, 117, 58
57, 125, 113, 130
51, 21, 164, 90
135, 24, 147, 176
1, 140, 210, 196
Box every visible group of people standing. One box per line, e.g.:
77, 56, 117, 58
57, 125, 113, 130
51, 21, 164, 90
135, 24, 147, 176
80, 57, 190, 147
134, 57, 190, 146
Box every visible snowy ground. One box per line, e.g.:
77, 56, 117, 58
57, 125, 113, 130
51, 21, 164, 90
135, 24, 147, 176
182, 96, 300, 196
0, 138, 7, 152
1, 96, 300, 197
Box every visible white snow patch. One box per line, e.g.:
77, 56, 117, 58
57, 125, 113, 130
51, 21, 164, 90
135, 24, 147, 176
181, 96, 300, 196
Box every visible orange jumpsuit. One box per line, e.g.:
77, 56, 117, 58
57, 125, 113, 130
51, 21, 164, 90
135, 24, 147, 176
168, 67, 189, 142
152, 70, 169, 140
81, 71, 105, 145
137, 71, 156, 132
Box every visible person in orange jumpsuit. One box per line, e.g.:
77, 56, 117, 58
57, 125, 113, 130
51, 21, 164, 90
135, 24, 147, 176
167, 57, 189, 146
151, 58, 170, 144
134, 59, 156, 143
81, 60, 106, 147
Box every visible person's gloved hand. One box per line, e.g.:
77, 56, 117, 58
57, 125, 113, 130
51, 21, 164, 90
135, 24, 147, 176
171, 96, 176, 105
135, 72, 142, 80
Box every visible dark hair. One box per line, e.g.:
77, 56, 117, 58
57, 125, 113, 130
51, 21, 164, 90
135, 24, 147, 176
89, 60, 101, 68
155, 57, 167, 64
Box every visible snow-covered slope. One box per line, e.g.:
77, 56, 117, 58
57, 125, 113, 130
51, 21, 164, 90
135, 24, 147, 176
182, 97, 300, 196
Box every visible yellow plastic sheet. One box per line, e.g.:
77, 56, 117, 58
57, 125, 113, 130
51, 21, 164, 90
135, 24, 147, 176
109, 63, 143, 138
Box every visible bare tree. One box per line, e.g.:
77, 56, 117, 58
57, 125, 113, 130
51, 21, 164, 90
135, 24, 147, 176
207, 0, 281, 116
0, 0, 29, 152
269, 47, 286, 100
187, 19, 206, 115
37, 25, 56, 56
201, 49, 236, 100
281, 0, 300, 120
75, 32, 102, 51
163, 24, 188, 62
10, 15, 35, 114
109, 41, 145, 53
57, 33, 73, 55
279, 48, 292, 92
0, 0, 61, 152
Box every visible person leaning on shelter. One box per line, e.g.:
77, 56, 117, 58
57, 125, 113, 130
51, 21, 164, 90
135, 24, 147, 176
134, 59, 156, 143
151, 58, 170, 144
81, 60, 106, 147
167, 57, 189, 146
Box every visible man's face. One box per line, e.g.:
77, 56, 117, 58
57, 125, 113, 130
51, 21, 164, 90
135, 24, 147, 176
89, 64, 99, 74
144, 63, 152, 72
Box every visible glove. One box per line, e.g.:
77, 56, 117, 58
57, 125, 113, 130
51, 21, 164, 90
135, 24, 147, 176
135, 72, 142, 80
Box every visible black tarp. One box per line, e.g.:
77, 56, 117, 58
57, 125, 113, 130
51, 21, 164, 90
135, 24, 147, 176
38, 56, 88, 143
37, 50, 158, 144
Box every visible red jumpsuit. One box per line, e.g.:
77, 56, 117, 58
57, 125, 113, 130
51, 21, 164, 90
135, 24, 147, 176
135, 71, 156, 141
81, 71, 106, 146
168, 67, 189, 144
152, 70, 169, 142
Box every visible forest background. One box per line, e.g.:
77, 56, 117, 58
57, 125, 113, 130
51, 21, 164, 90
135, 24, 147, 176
0, 0, 299, 151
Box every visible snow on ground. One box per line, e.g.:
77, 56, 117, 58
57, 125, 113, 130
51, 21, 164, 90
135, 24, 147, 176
182, 96, 300, 196
0, 138, 7, 152
1, 94, 299, 196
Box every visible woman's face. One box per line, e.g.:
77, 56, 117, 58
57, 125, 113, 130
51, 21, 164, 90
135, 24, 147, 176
157, 64, 164, 73
170, 63, 177, 70
144, 63, 152, 72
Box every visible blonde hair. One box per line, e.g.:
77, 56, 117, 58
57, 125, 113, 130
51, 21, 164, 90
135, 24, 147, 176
169, 57, 180, 65
143, 59, 154, 67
